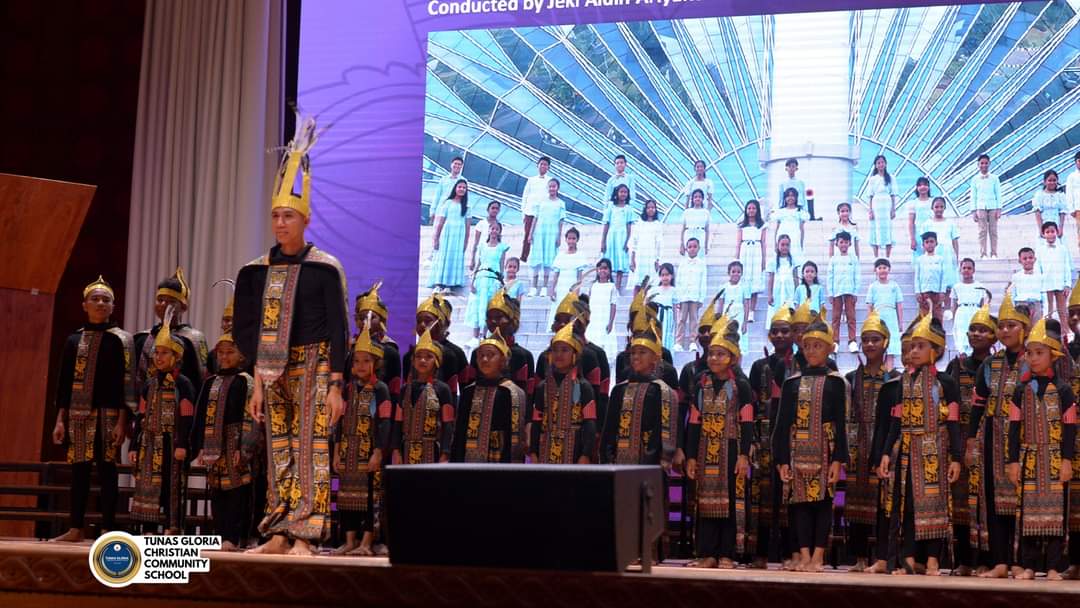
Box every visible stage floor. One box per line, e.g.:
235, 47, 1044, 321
2, 539, 1079, 607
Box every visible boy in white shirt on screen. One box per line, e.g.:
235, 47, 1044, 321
1006, 246, 1044, 323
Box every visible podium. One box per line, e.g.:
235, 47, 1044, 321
0, 174, 96, 536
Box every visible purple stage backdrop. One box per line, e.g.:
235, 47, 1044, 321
297, 0, 1003, 347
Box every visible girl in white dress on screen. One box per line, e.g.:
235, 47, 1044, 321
468, 200, 502, 272
548, 227, 588, 325
681, 160, 715, 212
862, 154, 898, 259
772, 187, 808, 266
681, 189, 710, 255
827, 202, 861, 258
908, 177, 933, 259
767, 234, 798, 322
736, 199, 767, 323
794, 261, 826, 313
654, 264, 677, 353
631, 199, 664, 288
1033, 169, 1068, 239
917, 197, 960, 316
586, 258, 618, 363
949, 258, 989, 355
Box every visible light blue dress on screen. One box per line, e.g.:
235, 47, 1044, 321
532, 197, 566, 270
505, 279, 527, 301
867, 174, 898, 247
768, 256, 797, 321
603, 203, 636, 273
428, 198, 467, 287
739, 224, 766, 294
918, 218, 959, 289
866, 280, 903, 357
909, 198, 933, 258
466, 242, 509, 330
772, 206, 809, 266
951, 281, 986, 355
794, 283, 825, 313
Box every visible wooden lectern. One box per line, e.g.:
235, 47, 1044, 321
0, 174, 96, 536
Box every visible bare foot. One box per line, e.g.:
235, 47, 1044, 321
926, 567, 940, 576
951, 565, 972, 577
926, 559, 940, 576
718, 558, 736, 569
219, 540, 238, 552
1047, 570, 1063, 581
749, 557, 768, 569
803, 560, 824, 573
288, 538, 315, 556
687, 557, 718, 568
247, 534, 291, 555
347, 543, 374, 556
914, 562, 927, 575
1063, 565, 1079, 580
1015, 569, 1034, 580
980, 564, 1009, 578
49, 528, 84, 543
866, 560, 889, 574
892, 568, 908, 576
781, 559, 795, 571
1010, 566, 1025, 578
333, 540, 361, 556
975, 565, 989, 576
849, 558, 867, 573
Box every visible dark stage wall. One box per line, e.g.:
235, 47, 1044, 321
0, 1, 145, 464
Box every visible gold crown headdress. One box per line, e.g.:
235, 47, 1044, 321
1026, 318, 1063, 359
770, 301, 794, 326
998, 291, 1031, 328
487, 286, 521, 326
910, 313, 946, 349
860, 309, 890, 348
792, 297, 815, 326
698, 293, 720, 330
83, 275, 114, 300
414, 324, 443, 366
271, 115, 318, 216
353, 312, 385, 360
709, 312, 741, 359
802, 316, 835, 347
154, 305, 185, 355
550, 315, 584, 354
629, 310, 663, 357
968, 301, 997, 333
1069, 275, 1080, 310
156, 266, 190, 307
356, 280, 388, 322
416, 293, 446, 323
478, 327, 511, 359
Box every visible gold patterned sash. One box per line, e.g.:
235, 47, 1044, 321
403, 383, 440, 464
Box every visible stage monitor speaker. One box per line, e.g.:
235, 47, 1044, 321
384, 464, 664, 572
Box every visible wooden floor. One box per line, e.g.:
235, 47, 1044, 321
2, 539, 1079, 607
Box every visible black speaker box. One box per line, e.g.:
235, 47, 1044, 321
384, 464, 664, 571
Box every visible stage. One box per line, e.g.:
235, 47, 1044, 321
1, 540, 1078, 607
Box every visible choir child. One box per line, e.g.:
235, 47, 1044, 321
967, 293, 1031, 578
773, 317, 849, 571
945, 302, 998, 575
454, 329, 527, 464
530, 320, 598, 464
1007, 318, 1076, 580
845, 311, 900, 573
685, 315, 755, 568
878, 316, 963, 576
